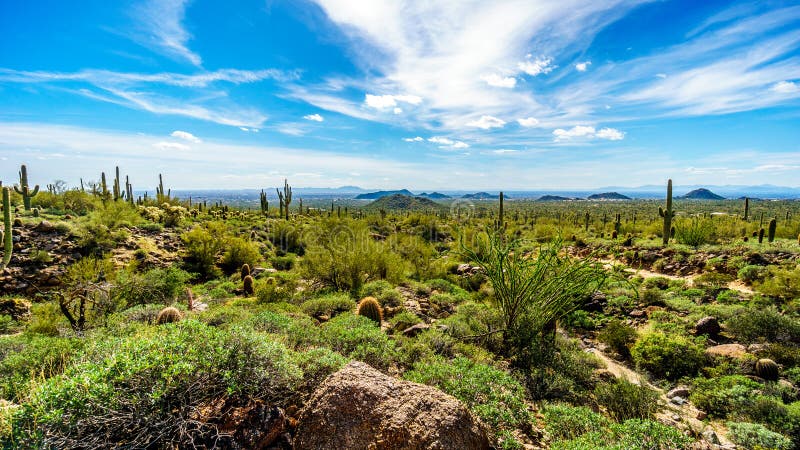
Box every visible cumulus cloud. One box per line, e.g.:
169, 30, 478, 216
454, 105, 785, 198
553, 125, 624, 141
480, 74, 517, 88
575, 61, 591, 72
364, 94, 422, 110
303, 113, 324, 122
467, 115, 506, 129
516, 117, 539, 127
428, 136, 469, 149
518, 56, 555, 76
170, 130, 201, 143
403, 136, 424, 142
772, 81, 799, 94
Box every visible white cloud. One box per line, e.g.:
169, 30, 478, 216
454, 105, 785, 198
276, 124, 307, 136
481, 74, 517, 88
170, 130, 201, 143
239, 127, 259, 132
467, 115, 506, 129
393, 107, 403, 114
553, 125, 624, 141
130, 0, 202, 66
656, 73, 668, 79
0, 68, 293, 88
303, 113, 324, 122
595, 127, 625, 140
492, 149, 518, 154
428, 136, 469, 149
154, 141, 190, 151
518, 57, 555, 76
516, 117, 539, 127
575, 61, 591, 72
364, 93, 422, 110
772, 81, 799, 94
403, 136, 424, 142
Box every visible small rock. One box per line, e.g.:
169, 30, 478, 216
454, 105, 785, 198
36, 220, 55, 232
670, 397, 686, 405
671, 414, 681, 422
701, 429, 720, 445
696, 411, 707, 420
668, 387, 690, 399
402, 323, 430, 337
317, 315, 329, 323
629, 309, 646, 318
695, 316, 720, 336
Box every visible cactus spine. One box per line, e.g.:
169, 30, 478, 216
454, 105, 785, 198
357, 297, 383, 324
1, 188, 12, 268
276, 179, 292, 220
13, 165, 39, 210
768, 218, 777, 243
658, 179, 675, 246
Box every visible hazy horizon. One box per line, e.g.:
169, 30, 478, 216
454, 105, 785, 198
1, 1, 799, 189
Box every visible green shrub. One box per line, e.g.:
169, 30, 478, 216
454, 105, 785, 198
317, 313, 397, 369
0, 314, 18, 334
757, 266, 800, 301
360, 280, 403, 306
542, 404, 609, 441
690, 375, 762, 417
113, 267, 192, 308
405, 357, 532, 433
727, 422, 793, 450
598, 319, 637, 359
675, 218, 714, 247
526, 337, 602, 402
181, 222, 227, 278
641, 288, 665, 306
594, 377, 659, 422
738, 265, 768, 284
389, 310, 422, 332
726, 306, 800, 344
631, 332, 704, 380
0, 335, 84, 402
9, 321, 303, 448
271, 254, 296, 271
551, 419, 691, 450
301, 293, 356, 318
219, 237, 261, 275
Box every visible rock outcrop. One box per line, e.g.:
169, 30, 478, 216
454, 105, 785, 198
294, 361, 490, 450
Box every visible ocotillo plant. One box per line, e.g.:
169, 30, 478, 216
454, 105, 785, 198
14, 165, 39, 211
768, 218, 777, 243
1, 187, 12, 268
658, 179, 675, 246
276, 179, 292, 220
743, 197, 749, 221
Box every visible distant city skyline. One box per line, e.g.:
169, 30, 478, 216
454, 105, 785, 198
1, 0, 799, 189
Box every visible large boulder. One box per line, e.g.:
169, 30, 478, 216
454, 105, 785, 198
294, 361, 490, 450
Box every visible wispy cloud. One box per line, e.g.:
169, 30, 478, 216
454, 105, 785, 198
303, 113, 325, 122
170, 130, 201, 143
575, 61, 591, 72
553, 125, 624, 141
129, 0, 202, 66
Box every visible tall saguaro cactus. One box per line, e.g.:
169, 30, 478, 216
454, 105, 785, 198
113, 166, 122, 201
14, 165, 39, 210
743, 197, 749, 221
1, 187, 12, 269
768, 218, 777, 243
658, 179, 675, 246
276, 179, 292, 220
260, 190, 269, 216
497, 191, 504, 231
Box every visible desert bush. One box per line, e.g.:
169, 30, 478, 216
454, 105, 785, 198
219, 237, 261, 275
551, 419, 691, 450
631, 332, 704, 380
360, 280, 403, 306
726, 422, 793, 450
675, 218, 715, 247
738, 265, 768, 284
0, 335, 84, 402
594, 377, 659, 422
525, 337, 602, 402
181, 222, 228, 278
598, 319, 637, 359
8, 321, 303, 448
542, 404, 609, 441
113, 267, 192, 308
389, 310, 422, 331
690, 375, 762, 417
757, 266, 800, 301
271, 254, 296, 271
726, 306, 800, 344
300, 293, 355, 318
316, 313, 397, 369
405, 356, 532, 434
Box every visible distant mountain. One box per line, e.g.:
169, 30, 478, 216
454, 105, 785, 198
355, 189, 415, 200
538, 195, 574, 201
417, 192, 452, 199
364, 194, 446, 211
587, 192, 631, 200
681, 188, 725, 200
462, 192, 497, 199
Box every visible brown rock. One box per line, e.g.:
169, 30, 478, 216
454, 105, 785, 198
294, 361, 490, 450
705, 343, 747, 359
695, 316, 720, 336
402, 323, 430, 337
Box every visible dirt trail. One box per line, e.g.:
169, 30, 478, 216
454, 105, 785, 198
587, 347, 733, 447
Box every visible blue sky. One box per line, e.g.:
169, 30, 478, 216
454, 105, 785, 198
0, 0, 799, 190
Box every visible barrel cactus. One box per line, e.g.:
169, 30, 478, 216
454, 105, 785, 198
755, 358, 779, 381
243, 275, 255, 296
156, 306, 182, 325
241, 263, 251, 280
357, 296, 383, 324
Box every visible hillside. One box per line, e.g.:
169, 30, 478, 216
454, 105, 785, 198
537, 195, 574, 201
363, 194, 446, 211
587, 192, 631, 200
355, 189, 415, 200
681, 188, 725, 200
461, 192, 496, 199
417, 192, 452, 199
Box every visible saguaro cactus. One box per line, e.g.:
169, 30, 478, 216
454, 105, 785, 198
498, 191, 504, 231
276, 179, 292, 220
768, 218, 777, 243
743, 197, 749, 221
113, 166, 122, 201
658, 179, 675, 246
14, 165, 39, 210
260, 190, 269, 216
1, 187, 12, 268
584, 212, 590, 231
